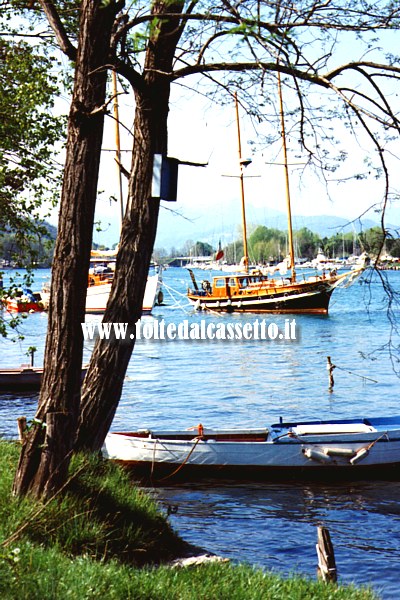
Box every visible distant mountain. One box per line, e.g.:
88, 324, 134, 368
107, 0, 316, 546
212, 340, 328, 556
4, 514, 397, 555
290, 215, 387, 238
1, 219, 57, 239
41, 220, 57, 239
41, 207, 396, 253
155, 203, 396, 251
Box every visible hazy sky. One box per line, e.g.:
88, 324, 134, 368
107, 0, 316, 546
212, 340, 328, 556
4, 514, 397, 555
91, 82, 399, 249
23, 9, 398, 250
40, 22, 400, 249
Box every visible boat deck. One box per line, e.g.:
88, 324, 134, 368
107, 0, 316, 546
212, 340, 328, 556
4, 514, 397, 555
271, 416, 400, 433
112, 416, 400, 446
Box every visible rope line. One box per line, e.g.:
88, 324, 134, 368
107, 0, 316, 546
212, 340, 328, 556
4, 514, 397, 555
156, 437, 202, 482
334, 364, 378, 384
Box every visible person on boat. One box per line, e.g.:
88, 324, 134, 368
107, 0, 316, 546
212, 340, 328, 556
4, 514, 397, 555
201, 280, 211, 294
22, 288, 36, 302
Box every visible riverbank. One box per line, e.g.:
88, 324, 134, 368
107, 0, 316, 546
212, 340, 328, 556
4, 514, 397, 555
0, 440, 377, 599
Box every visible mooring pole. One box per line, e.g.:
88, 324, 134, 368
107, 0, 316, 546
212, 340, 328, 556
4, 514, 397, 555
326, 356, 336, 391
316, 526, 337, 583
17, 416, 27, 442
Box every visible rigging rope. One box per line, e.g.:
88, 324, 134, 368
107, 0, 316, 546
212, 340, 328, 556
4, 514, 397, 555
161, 280, 193, 314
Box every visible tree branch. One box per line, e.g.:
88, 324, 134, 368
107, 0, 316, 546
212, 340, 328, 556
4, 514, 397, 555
115, 11, 280, 47
38, 0, 77, 61
169, 61, 330, 88
325, 61, 400, 81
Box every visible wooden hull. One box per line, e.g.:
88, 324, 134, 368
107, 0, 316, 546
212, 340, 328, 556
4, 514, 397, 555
0, 367, 43, 391
0, 366, 87, 392
114, 459, 400, 484
189, 281, 334, 314
187, 270, 364, 314
102, 416, 400, 483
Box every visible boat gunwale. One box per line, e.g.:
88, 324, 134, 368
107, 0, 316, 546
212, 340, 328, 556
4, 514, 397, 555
107, 416, 400, 446
106, 432, 400, 445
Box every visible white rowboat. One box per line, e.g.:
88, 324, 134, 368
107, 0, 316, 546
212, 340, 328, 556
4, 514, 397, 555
102, 416, 400, 482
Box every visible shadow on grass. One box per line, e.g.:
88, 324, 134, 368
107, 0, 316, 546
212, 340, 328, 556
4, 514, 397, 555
2, 445, 186, 566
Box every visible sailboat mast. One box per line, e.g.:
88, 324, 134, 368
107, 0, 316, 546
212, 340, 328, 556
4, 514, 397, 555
112, 70, 125, 228
234, 93, 249, 273
277, 71, 296, 281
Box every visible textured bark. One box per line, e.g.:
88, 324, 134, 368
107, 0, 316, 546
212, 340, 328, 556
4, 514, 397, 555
75, 1, 185, 451
13, 0, 121, 498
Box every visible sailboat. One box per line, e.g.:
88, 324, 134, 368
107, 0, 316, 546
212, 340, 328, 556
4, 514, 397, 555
187, 86, 366, 315
84, 72, 162, 315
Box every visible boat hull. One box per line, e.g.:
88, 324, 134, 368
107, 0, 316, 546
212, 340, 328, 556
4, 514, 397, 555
112, 459, 400, 483
188, 282, 334, 314
102, 417, 400, 483
4, 298, 45, 313
0, 368, 43, 391
0, 366, 87, 392
85, 273, 162, 314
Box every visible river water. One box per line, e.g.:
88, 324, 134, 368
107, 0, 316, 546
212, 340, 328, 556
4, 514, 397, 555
1, 267, 399, 598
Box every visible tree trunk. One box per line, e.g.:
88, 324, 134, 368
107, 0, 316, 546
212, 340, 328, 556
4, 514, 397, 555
13, 0, 121, 498
75, 0, 185, 451
75, 92, 161, 450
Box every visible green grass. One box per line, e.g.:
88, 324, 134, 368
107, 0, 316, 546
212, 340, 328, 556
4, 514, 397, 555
0, 442, 184, 565
0, 440, 379, 599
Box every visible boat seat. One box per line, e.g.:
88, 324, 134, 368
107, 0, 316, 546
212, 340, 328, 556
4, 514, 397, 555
292, 423, 376, 435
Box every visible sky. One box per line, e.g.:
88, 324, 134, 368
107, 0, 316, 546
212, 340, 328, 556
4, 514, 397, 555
42, 20, 400, 251
89, 82, 400, 250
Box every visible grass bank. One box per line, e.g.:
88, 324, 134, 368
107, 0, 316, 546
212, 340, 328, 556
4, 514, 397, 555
0, 440, 378, 599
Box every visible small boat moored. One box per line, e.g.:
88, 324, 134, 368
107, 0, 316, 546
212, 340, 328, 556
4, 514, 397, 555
186, 91, 368, 315
0, 364, 88, 392
0, 365, 45, 392
102, 416, 400, 482
3, 289, 45, 313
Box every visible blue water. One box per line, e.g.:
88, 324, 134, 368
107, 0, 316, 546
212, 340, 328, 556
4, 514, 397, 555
1, 267, 399, 598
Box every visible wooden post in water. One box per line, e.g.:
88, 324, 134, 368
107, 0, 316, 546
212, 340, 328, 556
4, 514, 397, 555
316, 526, 337, 583
17, 416, 27, 442
326, 356, 336, 391
27, 346, 36, 367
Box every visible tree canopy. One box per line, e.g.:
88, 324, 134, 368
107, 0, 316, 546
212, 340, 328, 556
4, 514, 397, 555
0, 21, 64, 335
0, 34, 63, 239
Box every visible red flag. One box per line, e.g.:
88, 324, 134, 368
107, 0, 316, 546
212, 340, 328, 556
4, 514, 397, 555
215, 240, 224, 261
